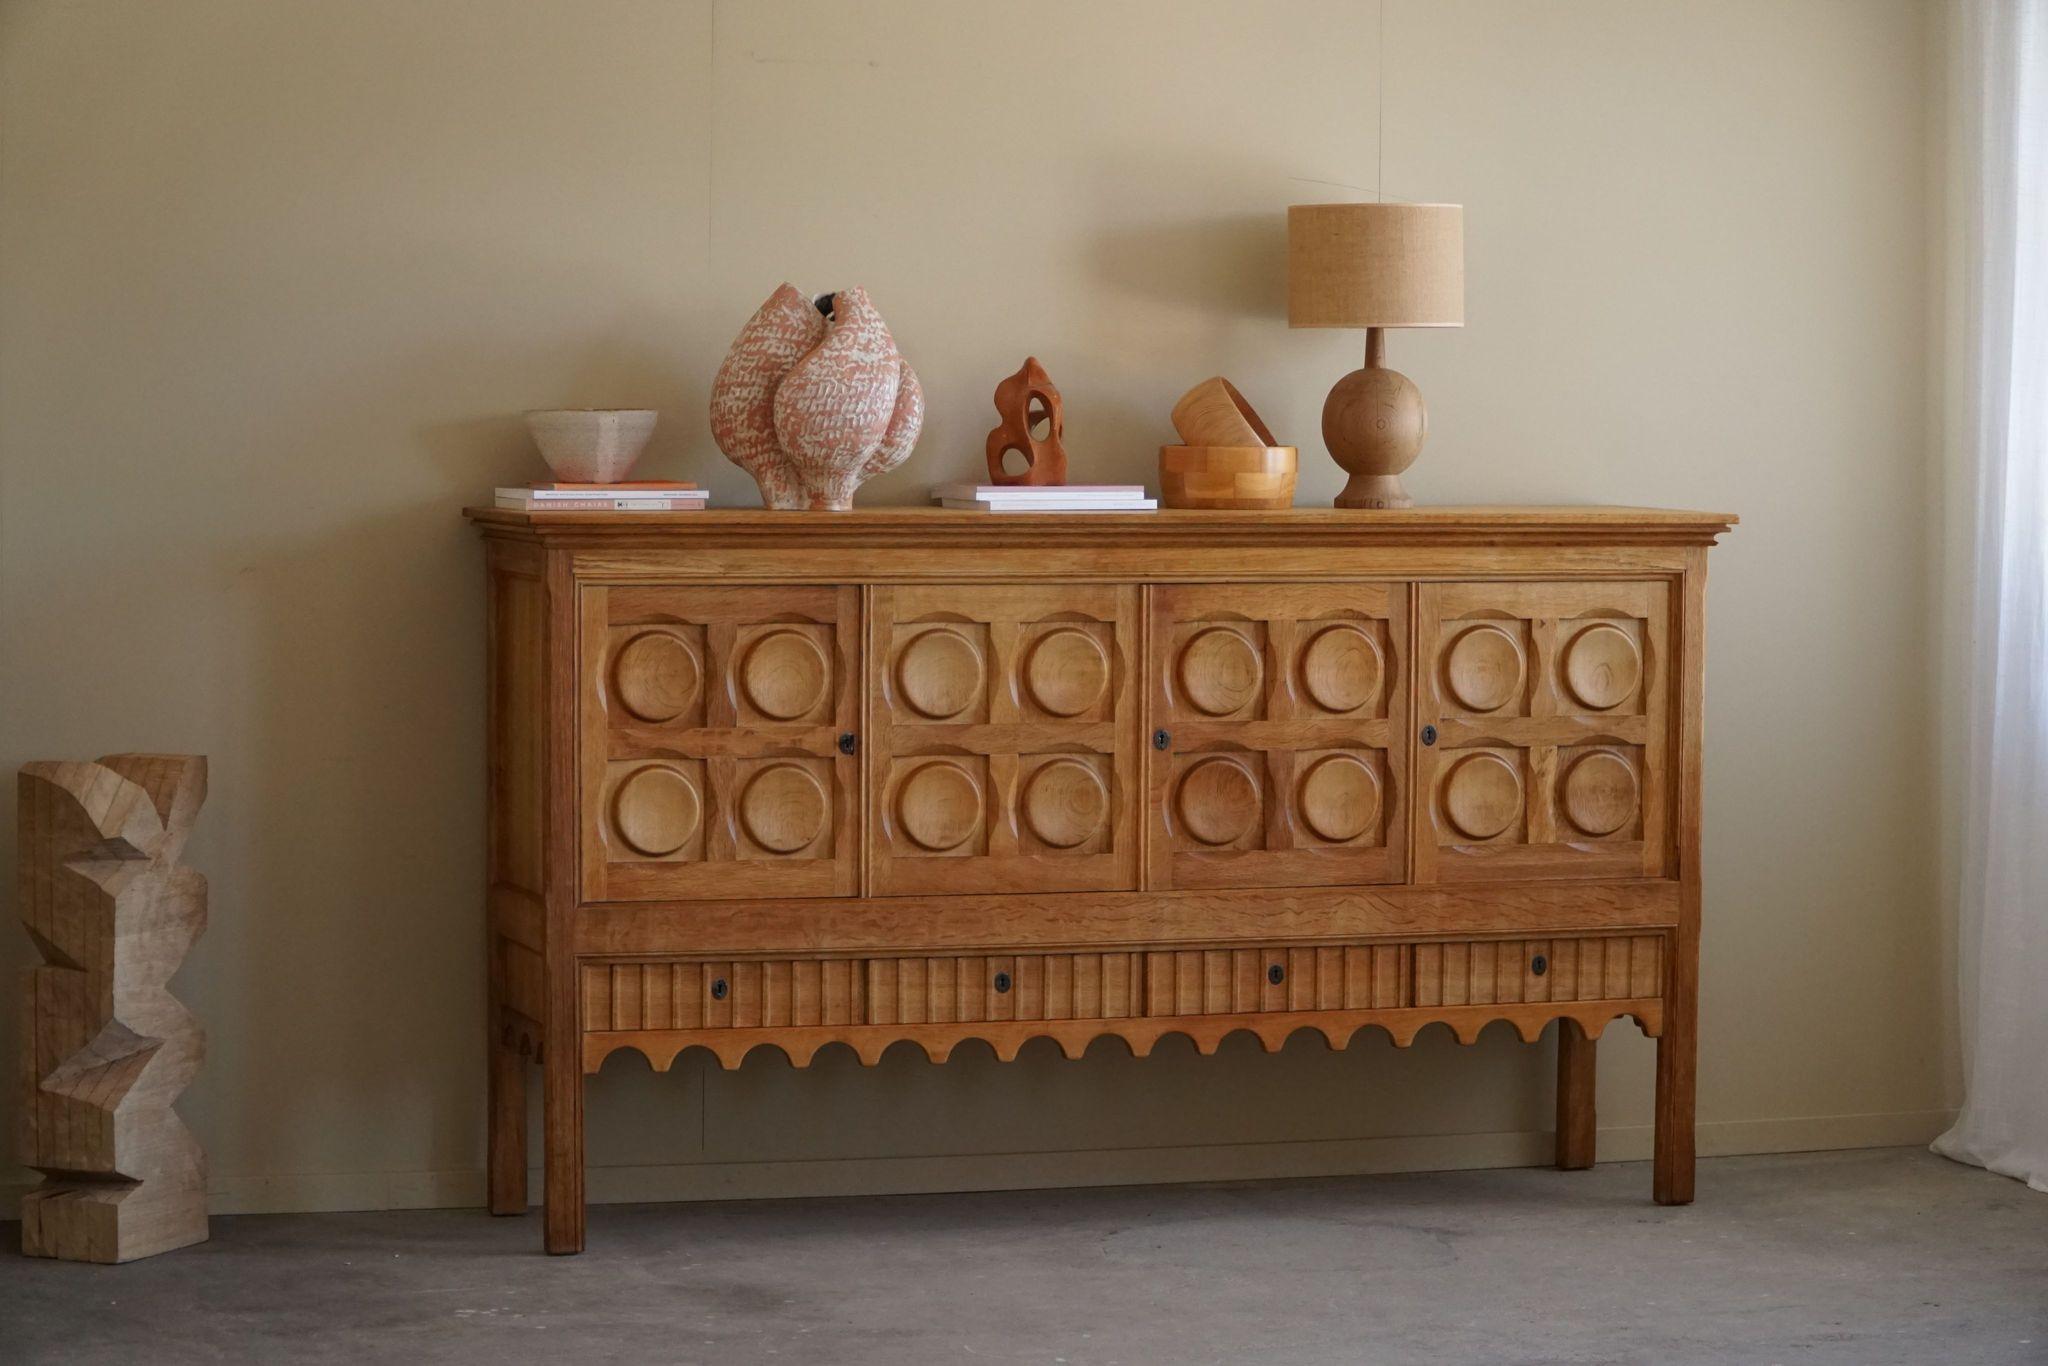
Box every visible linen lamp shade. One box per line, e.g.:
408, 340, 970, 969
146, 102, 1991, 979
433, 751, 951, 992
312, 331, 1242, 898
1285, 201, 1464, 508
1287, 202, 1464, 329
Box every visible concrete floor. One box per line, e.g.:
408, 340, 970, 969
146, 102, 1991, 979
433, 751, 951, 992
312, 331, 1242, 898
3, 1148, 2044, 1365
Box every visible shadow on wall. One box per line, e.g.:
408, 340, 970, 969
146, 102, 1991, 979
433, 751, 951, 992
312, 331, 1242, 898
217, 331, 697, 1185
1088, 209, 1288, 323
565, 1016, 1583, 1183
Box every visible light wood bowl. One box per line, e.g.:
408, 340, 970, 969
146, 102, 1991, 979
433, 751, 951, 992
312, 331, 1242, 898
1158, 445, 1298, 509
1170, 377, 1279, 448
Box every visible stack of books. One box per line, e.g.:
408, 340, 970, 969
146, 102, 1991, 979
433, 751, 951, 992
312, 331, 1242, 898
931, 483, 1156, 512
495, 481, 708, 511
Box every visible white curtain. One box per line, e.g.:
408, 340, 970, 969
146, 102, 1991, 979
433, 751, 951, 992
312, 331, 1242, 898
1933, 0, 2048, 1192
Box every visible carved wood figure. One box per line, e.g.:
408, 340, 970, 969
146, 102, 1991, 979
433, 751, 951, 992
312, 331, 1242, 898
19, 754, 208, 1263
464, 504, 1734, 1253
984, 357, 1067, 485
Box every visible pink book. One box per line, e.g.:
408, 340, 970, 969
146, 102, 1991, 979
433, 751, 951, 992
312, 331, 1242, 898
496, 495, 707, 511
528, 480, 698, 491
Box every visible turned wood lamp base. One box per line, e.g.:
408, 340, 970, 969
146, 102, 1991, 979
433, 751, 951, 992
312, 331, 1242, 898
1323, 327, 1428, 510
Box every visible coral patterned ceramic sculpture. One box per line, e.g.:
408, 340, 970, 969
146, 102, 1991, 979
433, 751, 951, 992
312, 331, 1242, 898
710, 284, 924, 510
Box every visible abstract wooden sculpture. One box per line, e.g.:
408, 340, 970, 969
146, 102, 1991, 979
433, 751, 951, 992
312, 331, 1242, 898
19, 754, 208, 1263
984, 357, 1067, 485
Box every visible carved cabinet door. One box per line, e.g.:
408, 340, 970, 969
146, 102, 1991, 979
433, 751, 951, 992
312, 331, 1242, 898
1415, 581, 1671, 882
578, 584, 860, 901
869, 584, 1141, 895
1147, 584, 1408, 890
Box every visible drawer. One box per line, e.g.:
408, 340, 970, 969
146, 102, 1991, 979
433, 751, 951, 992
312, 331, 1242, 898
1412, 935, 1665, 1006
578, 935, 1663, 1033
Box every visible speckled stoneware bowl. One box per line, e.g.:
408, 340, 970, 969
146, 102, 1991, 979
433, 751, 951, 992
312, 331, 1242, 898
524, 409, 659, 484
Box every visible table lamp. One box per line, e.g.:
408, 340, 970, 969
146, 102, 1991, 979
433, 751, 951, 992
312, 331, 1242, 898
1287, 202, 1464, 508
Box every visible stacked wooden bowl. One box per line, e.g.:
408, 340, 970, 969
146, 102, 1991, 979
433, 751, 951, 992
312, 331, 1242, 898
1160, 378, 1297, 509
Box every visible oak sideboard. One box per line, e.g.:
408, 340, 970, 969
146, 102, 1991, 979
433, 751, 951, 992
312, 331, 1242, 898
464, 505, 1733, 1254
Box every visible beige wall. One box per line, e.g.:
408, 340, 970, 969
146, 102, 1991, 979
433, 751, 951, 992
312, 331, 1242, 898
0, 0, 1947, 1214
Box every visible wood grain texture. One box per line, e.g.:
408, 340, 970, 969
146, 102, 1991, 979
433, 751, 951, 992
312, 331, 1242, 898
1556, 1017, 1597, 1170
1170, 376, 1280, 448
542, 548, 585, 1253
1158, 446, 1299, 510
1414, 581, 1672, 884
577, 934, 1660, 1047
466, 505, 1735, 549
580, 583, 860, 904
586, 999, 1663, 1072
19, 755, 208, 1263
575, 880, 1682, 956
466, 506, 1727, 1251
1147, 583, 1407, 890
869, 583, 1139, 895
486, 543, 546, 1217
1655, 547, 1709, 1205
983, 357, 1067, 486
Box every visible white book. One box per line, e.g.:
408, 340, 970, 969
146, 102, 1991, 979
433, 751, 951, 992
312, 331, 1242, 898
939, 498, 1157, 512
930, 482, 1146, 502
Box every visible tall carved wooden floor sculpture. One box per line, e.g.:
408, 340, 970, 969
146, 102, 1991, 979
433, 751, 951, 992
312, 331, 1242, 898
19, 754, 208, 1262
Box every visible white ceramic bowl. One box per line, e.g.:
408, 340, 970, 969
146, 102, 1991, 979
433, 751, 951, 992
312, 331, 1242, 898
524, 409, 659, 483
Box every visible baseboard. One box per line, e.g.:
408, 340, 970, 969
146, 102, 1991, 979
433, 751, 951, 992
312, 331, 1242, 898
2, 1109, 1957, 1218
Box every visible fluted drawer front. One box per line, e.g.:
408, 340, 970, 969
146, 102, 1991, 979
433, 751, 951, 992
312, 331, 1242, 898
1411, 935, 1664, 1007
581, 935, 1662, 1032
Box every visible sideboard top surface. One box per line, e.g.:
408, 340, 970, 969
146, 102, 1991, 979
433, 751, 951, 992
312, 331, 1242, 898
464, 504, 1737, 549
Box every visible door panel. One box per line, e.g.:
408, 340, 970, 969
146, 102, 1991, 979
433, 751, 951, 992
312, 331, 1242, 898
870, 584, 1141, 895
1147, 583, 1408, 890
1415, 581, 1671, 883
579, 584, 860, 901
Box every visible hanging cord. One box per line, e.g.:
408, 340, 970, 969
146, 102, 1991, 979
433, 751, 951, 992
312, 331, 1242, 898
1377, 0, 1386, 201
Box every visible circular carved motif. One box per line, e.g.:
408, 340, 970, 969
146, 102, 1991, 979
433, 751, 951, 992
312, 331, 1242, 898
612, 631, 700, 723
1298, 754, 1381, 843
1176, 756, 1260, 846
1562, 624, 1641, 711
1562, 750, 1639, 836
1300, 625, 1381, 714
739, 762, 828, 853
611, 765, 700, 857
1024, 628, 1109, 717
1178, 627, 1261, 716
1444, 625, 1524, 713
741, 630, 829, 721
1023, 759, 1108, 849
896, 761, 981, 852
1442, 753, 1523, 841
896, 628, 983, 719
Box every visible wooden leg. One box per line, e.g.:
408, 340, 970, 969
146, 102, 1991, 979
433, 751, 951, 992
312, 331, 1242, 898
542, 1034, 586, 1253
1554, 1018, 1597, 1170
487, 1016, 528, 1216
1653, 965, 1698, 1204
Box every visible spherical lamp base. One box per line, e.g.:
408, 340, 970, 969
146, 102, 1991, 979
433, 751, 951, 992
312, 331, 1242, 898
1320, 329, 1428, 510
